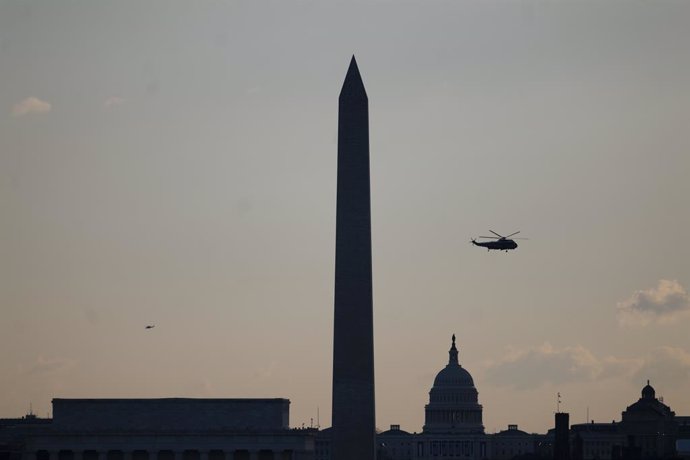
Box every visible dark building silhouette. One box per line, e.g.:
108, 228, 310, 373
0, 399, 315, 459
571, 432, 583, 460
492, 425, 541, 460
569, 421, 624, 460
331, 56, 376, 460
676, 417, 690, 458
423, 335, 483, 435
554, 413, 570, 460
620, 381, 677, 460
565, 381, 682, 460
417, 335, 487, 458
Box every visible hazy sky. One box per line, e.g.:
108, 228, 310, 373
1, 0, 689, 434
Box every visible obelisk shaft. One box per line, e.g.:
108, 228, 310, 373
332, 56, 376, 460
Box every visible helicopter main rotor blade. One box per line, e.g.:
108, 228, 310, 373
477, 236, 496, 239
505, 231, 521, 238
489, 230, 504, 238
512, 237, 529, 240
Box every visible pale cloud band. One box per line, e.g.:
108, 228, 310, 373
634, 346, 690, 384
617, 279, 690, 326
483, 343, 690, 390
12, 97, 52, 117
485, 343, 617, 389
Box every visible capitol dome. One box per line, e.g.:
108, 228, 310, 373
433, 361, 475, 388
423, 335, 484, 434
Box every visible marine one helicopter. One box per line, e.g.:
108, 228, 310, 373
471, 230, 527, 252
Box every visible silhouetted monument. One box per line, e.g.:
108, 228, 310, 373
331, 56, 376, 460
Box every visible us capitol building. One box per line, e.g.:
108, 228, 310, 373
378, 335, 489, 460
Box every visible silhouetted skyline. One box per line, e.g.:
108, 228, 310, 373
1, 1, 689, 434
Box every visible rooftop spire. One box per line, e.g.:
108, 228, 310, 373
448, 334, 459, 365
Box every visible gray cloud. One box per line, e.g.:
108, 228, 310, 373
484, 343, 641, 390
485, 343, 690, 390
12, 97, 52, 117
634, 347, 690, 385
485, 343, 607, 389
617, 280, 690, 326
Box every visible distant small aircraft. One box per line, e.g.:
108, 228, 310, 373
145, 325, 155, 329
471, 230, 527, 252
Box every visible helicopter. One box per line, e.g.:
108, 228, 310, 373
471, 230, 527, 252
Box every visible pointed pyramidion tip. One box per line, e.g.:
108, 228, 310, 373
340, 55, 367, 100
347, 55, 360, 76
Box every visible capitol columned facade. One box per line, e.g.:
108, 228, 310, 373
419, 334, 487, 458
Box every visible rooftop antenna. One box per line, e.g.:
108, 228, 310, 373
29, 402, 33, 416
587, 406, 589, 423
317, 405, 320, 429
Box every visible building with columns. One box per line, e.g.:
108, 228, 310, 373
416, 335, 487, 459
423, 335, 484, 434
0, 399, 315, 460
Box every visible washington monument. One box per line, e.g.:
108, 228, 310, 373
331, 56, 376, 460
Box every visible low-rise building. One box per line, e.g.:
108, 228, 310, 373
570, 422, 625, 460
0, 399, 315, 460
491, 425, 540, 460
